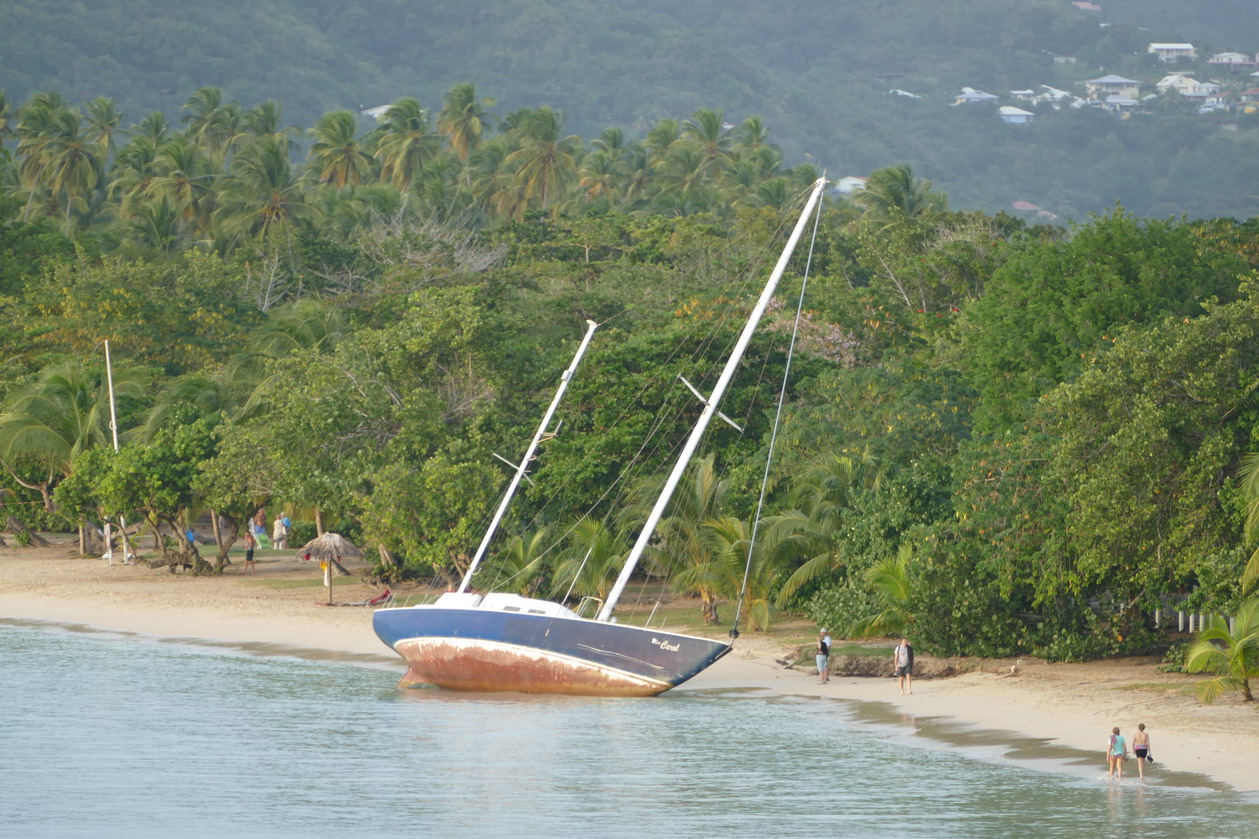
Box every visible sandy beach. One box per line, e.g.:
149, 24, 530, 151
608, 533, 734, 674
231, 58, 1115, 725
3, 539, 1255, 793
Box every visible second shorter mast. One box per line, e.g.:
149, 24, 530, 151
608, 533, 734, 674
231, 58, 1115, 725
457, 319, 599, 593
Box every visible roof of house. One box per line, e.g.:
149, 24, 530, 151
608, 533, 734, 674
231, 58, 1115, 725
1012, 201, 1041, 211
1149, 43, 1195, 50
1088, 74, 1140, 84
999, 106, 1035, 116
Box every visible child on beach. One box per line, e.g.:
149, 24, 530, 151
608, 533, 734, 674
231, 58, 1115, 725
242, 530, 257, 575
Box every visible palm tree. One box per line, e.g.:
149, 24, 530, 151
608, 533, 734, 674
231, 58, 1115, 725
436, 82, 494, 167
550, 518, 623, 606
0, 358, 146, 510
502, 107, 581, 217
213, 133, 316, 244
643, 454, 730, 624
844, 545, 914, 638
180, 87, 241, 164
851, 163, 947, 229
681, 108, 734, 177
484, 527, 550, 595
145, 135, 217, 231
764, 451, 881, 604
1237, 452, 1259, 590
15, 94, 102, 226
373, 98, 442, 192
308, 110, 373, 189
84, 97, 122, 154
1185, 598, 1259, 702
699, 514, 778, 632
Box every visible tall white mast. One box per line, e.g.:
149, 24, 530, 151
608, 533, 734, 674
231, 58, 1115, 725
102, 340, 128, 565
457, 319, 599, 593
597, 178, 826, 622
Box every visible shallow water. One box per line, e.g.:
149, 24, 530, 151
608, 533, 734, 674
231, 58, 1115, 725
1, 621, 1254, 838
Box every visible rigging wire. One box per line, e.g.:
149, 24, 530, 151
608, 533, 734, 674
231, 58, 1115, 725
730, 180, 827, 639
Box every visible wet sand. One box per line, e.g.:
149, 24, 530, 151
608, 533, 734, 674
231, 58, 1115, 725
2, 540, 1255, 792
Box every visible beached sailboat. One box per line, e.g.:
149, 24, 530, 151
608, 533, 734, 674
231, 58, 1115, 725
373, 177, 827, 695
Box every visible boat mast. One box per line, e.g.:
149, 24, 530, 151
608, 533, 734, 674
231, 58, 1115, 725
457, 319, 599, 593
597, 178, 826, 622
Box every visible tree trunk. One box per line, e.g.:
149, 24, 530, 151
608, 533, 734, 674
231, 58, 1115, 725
78, 520, 88, 556
6, 517, 50, 547
210, 507, 227, 568
377, 544, 397, 568
315, 508, 325, 535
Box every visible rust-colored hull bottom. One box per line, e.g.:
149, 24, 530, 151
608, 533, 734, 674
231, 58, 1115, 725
395, 638, 670, 696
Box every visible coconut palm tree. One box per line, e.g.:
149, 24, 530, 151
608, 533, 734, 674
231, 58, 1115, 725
851, 163, 947, 229
639, 454, 730, 623
308, 110, 373, 189
15, 94, 102, 226
84, 97, 122, 154
0, 358, 147, 510
373, 98, 442, 193
180, 87, 241, 164
213, 133, 316, 244
681, 108, 734, 178
1185, 598, 1259, 702
502, 107, 581, 218
550, 517, 624, 606
764, 451, 882, 604
1237, 451, 1259, 590
436, 82, 494, 167
844, 544, 914, 638
484, 527, 550, 595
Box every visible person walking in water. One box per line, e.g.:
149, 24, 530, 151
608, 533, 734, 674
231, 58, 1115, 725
816, 629, 831, 684
893, 637, 914, 695
1131, 723, 1151, 779
1106, 726, 1128, 779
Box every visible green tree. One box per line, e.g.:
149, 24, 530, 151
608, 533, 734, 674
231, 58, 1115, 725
1185, 598, 1259, 703
373, 98, 442, 193
308, 110, 373, 189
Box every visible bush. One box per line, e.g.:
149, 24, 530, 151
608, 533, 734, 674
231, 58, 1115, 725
805, 579, 879, 638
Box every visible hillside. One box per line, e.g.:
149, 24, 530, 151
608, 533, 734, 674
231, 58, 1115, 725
2, 0, 1258, 219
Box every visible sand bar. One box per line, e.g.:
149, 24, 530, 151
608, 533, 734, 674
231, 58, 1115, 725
2, 541, 1255, 792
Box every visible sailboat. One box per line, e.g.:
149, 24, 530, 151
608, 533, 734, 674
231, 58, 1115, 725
373, 177, 827, 695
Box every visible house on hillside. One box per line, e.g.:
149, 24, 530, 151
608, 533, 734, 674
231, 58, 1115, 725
834, 176, 868, 195
1086, 74, 1140, 100
361, 104, 391, 120
1148, 43, 1197, 62
954, 87, 1000, 104
1155, 74, 1219, 99
1208, 52, 1257, 68
1241, 88, 1259, 105
1070, 1, 1101, 12
999, 106, 1036, 124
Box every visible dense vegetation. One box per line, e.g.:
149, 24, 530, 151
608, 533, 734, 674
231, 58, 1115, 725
3, 0, 1259, 219
1, 80, 1256, 662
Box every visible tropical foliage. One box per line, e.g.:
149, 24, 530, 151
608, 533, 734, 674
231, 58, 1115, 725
1, 80, 1258, 659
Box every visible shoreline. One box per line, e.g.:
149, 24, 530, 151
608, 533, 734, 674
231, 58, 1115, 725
3, 543, 1256, 793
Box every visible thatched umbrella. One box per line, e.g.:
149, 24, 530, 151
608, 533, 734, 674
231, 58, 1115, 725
297, 532, 362, 603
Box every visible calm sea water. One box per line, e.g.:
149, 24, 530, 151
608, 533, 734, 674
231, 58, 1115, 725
1, 621, 1255, 839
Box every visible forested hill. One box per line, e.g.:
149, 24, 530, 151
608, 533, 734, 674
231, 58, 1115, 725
3, 0, 1259, 218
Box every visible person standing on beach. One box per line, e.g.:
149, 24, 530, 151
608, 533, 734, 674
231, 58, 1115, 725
242, 530, 257, 575
253, 509, 269, 550
893, 638, 914, 694
816, 629, 831, 684
272, 514, 288, 551
1132, 723, 1151, 779
1106, 726, 1128, 779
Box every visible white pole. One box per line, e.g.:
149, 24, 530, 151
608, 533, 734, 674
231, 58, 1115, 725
457, 320, 599, 593
103, 341, 120, 565
598, 178, 827, 622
